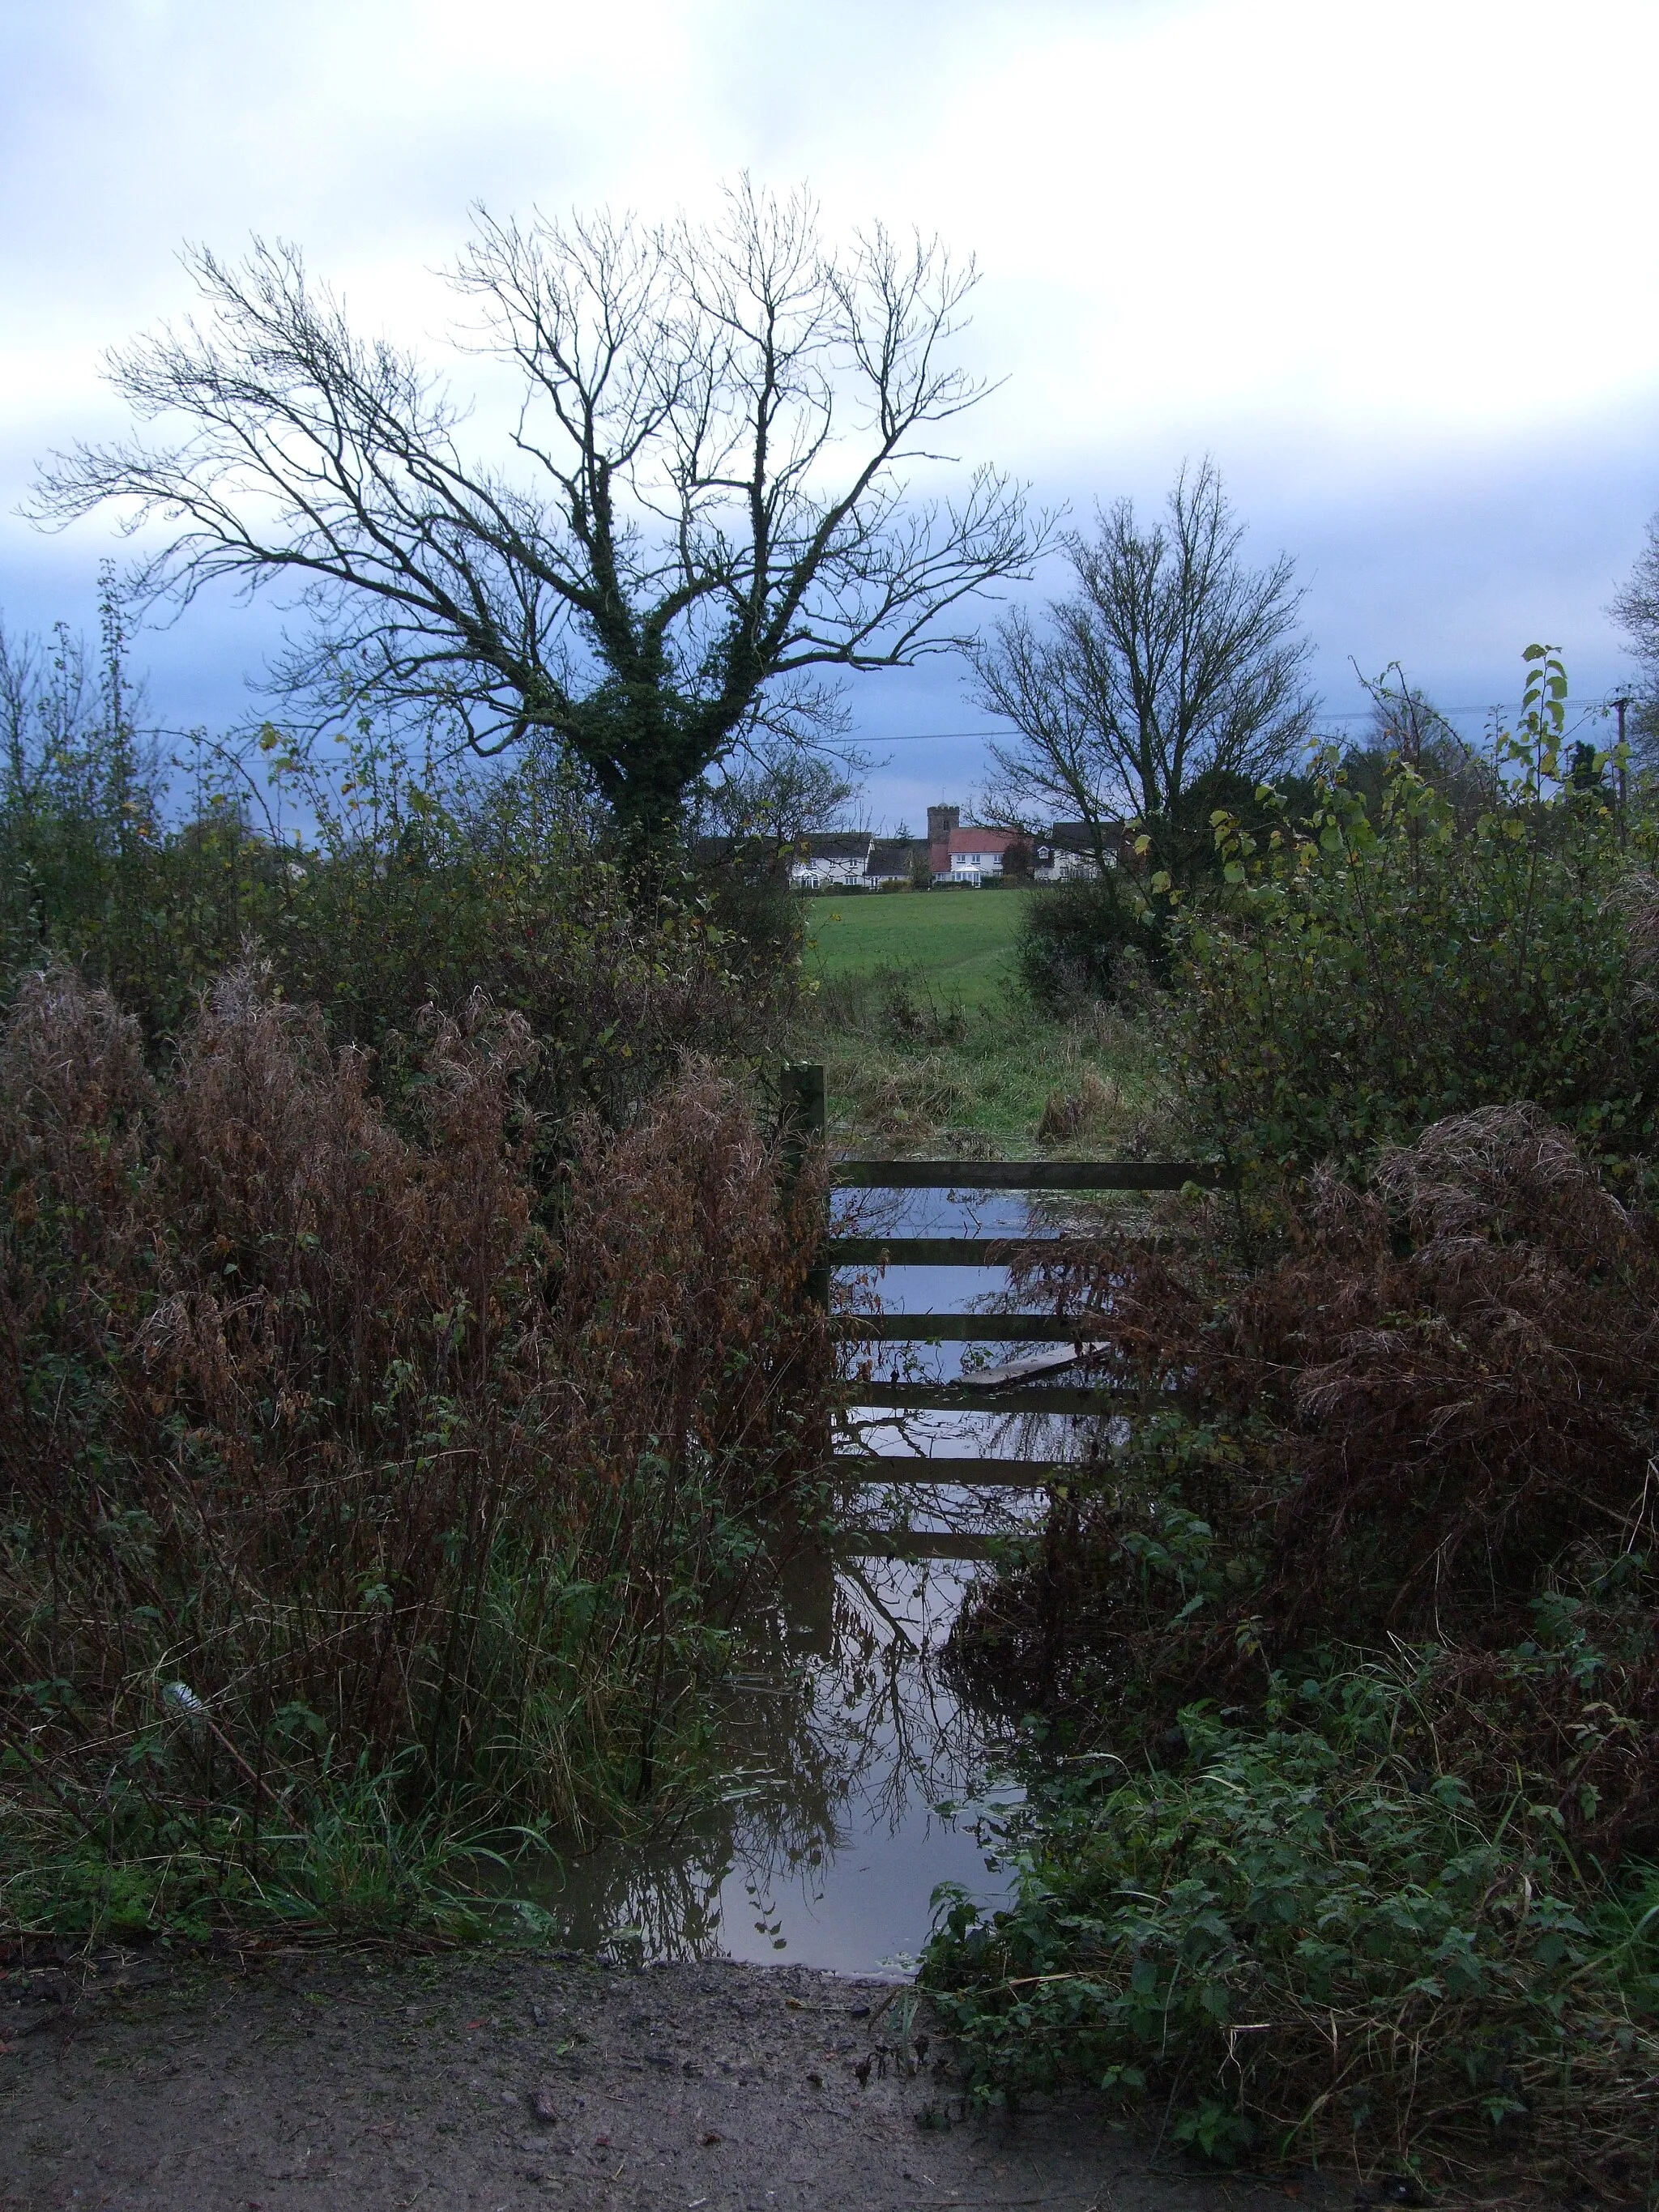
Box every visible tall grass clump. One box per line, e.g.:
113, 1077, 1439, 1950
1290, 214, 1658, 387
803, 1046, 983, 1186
0, 958, 824, 1940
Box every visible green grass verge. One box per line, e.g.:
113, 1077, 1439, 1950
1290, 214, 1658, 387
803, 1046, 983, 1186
795, 889, 1181, 1153
795, 961, 1177, 1155
802, 888, 1028, 1012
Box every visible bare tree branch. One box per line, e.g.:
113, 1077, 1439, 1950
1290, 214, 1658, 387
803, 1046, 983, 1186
30, 182, 1047, 835
970, 458, 1316, 882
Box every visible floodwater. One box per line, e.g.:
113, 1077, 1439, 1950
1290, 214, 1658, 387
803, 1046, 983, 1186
514, 1545, 1027, 1975
514, 1186, 1120, 1975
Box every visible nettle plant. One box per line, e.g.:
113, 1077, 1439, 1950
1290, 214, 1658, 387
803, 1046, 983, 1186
1177, 649, 1659, 1176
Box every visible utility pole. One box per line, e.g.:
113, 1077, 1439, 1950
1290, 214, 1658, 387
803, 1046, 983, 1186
1614, 693, 1632, 833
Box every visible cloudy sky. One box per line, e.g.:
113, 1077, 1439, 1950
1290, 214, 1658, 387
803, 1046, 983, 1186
4, 0, 1657, 828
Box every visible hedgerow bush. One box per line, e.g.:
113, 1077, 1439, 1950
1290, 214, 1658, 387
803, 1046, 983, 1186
1016, 872, 1166, 1006
1178, 651, 1659, 1174
0, 605, 832, 1933
933, 1103, 1659, 2183
925, 1666, 1659, 2184
0, 715, 788, 1145
930, 684, 1659, 2189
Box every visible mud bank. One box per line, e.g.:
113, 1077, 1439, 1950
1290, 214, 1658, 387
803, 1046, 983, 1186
0, 1946, 1345, 2212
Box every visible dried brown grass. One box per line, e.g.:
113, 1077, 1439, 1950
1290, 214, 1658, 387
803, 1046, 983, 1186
969, 1103, 1659, 1857
0, 961, 825, 1843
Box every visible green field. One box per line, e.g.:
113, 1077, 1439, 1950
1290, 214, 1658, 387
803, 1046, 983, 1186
802, 887, 1028, 1008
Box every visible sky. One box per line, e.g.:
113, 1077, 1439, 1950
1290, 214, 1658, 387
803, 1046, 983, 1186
3, 0, 1658, 831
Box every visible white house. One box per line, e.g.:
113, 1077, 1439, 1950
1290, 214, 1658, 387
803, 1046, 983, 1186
932, 823, 1031, 885
790, 832, 874, 891
1032, 822, 1119, 880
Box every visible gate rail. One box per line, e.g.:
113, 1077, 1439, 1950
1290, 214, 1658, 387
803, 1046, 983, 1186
782, 1063, 1227, 1492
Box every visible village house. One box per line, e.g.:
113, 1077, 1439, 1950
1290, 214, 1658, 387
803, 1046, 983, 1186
784, 810, 1124, 891
788, 831, 873, 891
925, 805, 1033, 885
864, 836, 924, 888
1033, 820, 1123, 880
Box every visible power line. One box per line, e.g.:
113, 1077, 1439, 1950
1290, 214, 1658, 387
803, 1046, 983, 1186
862, 699, 1629, 740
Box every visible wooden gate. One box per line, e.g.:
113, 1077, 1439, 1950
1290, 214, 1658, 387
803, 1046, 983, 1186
782, 1063, 1228, 1506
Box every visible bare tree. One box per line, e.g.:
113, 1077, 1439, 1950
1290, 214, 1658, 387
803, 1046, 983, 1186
693, 739, 861, 856
973, 458, 1315, 880
1610, 514, 1659, 765
1341, 663, 1496, 831
30, 182, 1041, 839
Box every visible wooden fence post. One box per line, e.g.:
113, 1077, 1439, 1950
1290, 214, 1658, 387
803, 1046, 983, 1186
780, 1061, 830, 1309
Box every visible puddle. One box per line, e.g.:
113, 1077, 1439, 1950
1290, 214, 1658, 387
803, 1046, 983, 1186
509, 1546, 1023, 1975
509, 1184, 1100, 1975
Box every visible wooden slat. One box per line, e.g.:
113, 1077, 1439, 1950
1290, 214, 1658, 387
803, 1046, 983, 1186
827, 1234, 1197, 1268
834, 1380, 1125, 1411
833, 1159, 1229, 1191
832, 1456, 1111, 1486
837, 1313, 1110, 1342
827, 1236, 1056, 1267
832, 1531, 1021, 1562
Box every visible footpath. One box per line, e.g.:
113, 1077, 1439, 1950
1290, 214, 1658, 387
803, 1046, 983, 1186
0, 1947, 1346, 2212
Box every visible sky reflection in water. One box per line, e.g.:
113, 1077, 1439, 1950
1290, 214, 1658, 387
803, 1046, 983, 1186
519, 1189, 1105, 1971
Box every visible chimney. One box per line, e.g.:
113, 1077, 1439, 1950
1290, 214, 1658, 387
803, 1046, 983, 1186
926, 803, 960, 845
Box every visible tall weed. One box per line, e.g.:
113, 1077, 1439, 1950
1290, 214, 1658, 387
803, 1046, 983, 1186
0, 964, 825, 1935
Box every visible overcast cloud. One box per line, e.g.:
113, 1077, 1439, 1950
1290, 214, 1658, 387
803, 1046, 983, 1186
3, 0, 1657, 827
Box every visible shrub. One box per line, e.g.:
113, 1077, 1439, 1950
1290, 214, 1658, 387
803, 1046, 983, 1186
1017, 873, 1165, 1007
1179, 651, 1658, 1174
0, 652, 796, 1137
931, 1103, 1659, 2183
964, 1105, 1659, 1815
924, 1666, 1659, 2189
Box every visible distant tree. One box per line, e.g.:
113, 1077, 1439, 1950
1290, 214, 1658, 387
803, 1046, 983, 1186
1609, 515, 1659, 763
0, 571, 160, 849
693, 739, 859, 857
31, 183, 1040, 842
1340, 665, 1497, 832
971, 458, 1316, 885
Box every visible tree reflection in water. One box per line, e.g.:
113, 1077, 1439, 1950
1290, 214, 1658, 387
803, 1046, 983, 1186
518, 1533, 1026, 1968
522, 1182, 1120, 1966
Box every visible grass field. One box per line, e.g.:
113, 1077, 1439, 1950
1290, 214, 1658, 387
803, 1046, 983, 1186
795, 887, 1177, 1153
801, 887, 1026, 1010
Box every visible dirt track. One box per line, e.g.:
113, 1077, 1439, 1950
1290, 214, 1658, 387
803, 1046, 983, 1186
0, 1946, 1348, 2212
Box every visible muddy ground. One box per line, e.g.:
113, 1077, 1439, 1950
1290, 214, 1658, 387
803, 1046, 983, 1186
0, 1946, 1367, 2212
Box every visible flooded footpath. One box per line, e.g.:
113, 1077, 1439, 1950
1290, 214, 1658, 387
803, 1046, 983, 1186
515, 1178, 1128, 1977
0, 1184, 1349, 2212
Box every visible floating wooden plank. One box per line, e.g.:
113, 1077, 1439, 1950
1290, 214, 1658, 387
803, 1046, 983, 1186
837, 1313, 1111, 1342
833, 1380, 1126, 1412
971, 1343, 1104, 1385
831, 1455, 1112, 1487
833, 1160, 1230, 1191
